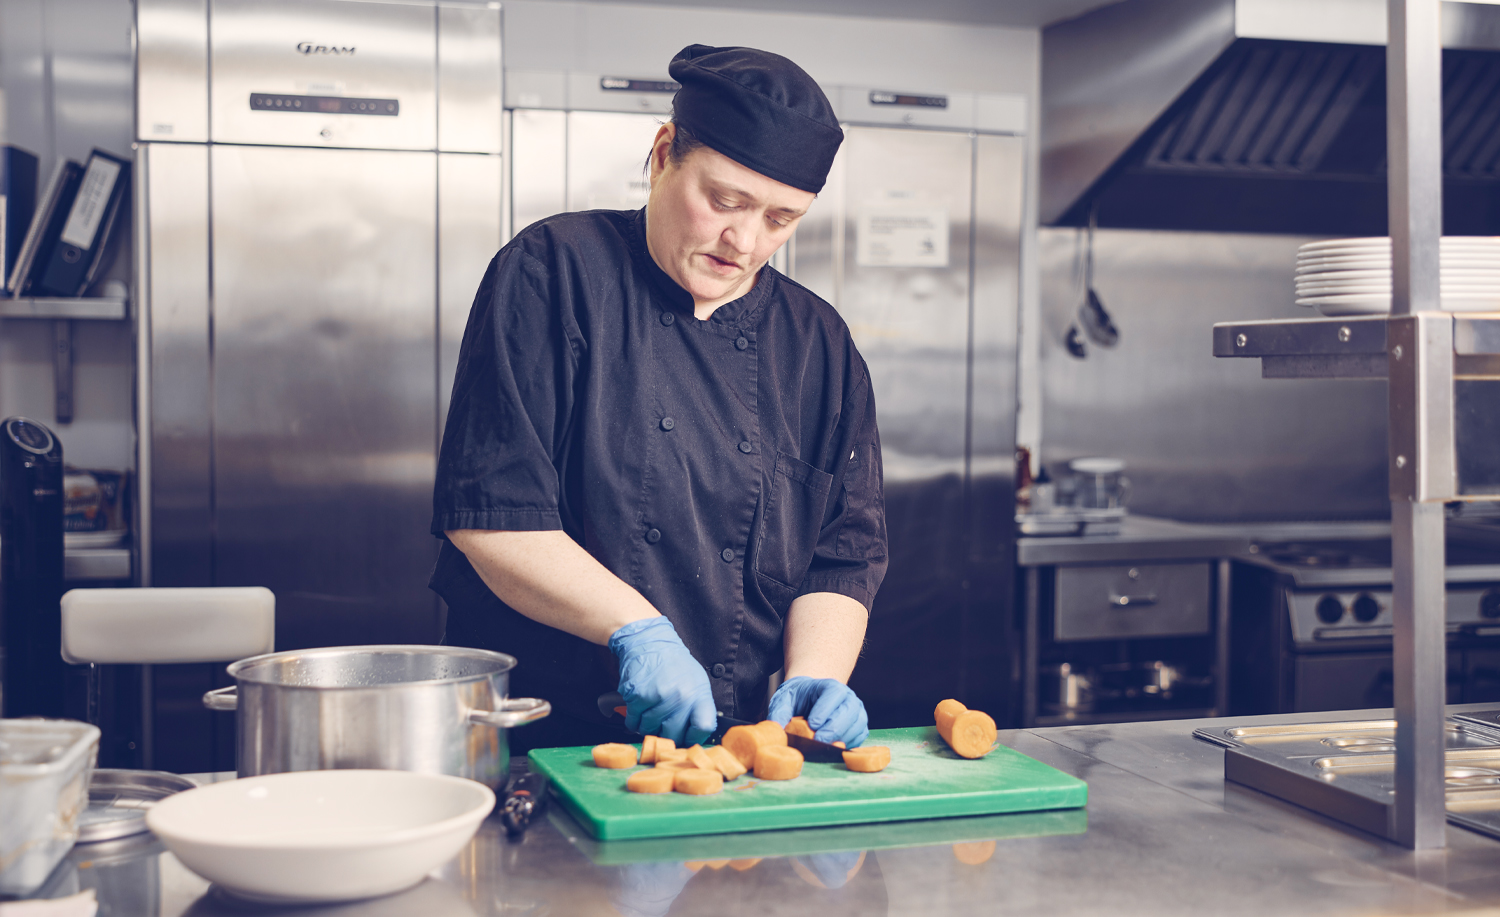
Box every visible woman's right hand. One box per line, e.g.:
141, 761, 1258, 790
608, 617, 717, 746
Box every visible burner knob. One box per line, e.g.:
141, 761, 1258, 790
1316, 595, 1345, 624
1352, 593, 1381, 623
1481, 589, 1500, 620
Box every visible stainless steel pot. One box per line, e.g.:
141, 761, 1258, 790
202, 645, 549, 789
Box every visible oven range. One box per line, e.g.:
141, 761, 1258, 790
1229, 538, 1500, 715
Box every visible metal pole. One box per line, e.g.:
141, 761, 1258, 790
1387, 0, 1449, 850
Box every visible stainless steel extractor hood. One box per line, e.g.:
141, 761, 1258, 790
1042, 0, 1500, 234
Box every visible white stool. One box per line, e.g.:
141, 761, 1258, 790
60, 587, 275, 765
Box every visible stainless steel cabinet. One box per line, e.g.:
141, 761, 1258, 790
135, 0, 501, 769
798, 127, 1025, 727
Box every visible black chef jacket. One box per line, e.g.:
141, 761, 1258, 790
430, 207, 887, 730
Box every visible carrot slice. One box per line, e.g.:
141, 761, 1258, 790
655, 748, 688, 764
674, 768, 725, 795
753, 745, 804, 780
706, 744, 748, 780
935, 698, 967, 743
654, 759, 697, 771
685, 744, 715, 771
728, 858, 762, 871
639, 734, 658, 765
833, 741, 846, 749
592, 743, 638, 768
842, 745, 891, 772
947, 710, 998, 759
786, 716, 815, 739
722, 724, 767, 769
654, 737, 676, 757
754, 721, 789, 746
626, 768, 675, 794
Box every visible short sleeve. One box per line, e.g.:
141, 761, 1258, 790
431, 245, 582, 536
796, 360, 888, 610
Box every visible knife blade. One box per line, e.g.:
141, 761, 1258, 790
596, 692, 848, 763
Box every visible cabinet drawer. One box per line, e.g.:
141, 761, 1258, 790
1054, 562, 1211, 641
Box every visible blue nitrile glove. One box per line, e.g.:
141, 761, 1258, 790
608, 617, 716, 747
767, 676, 869, 748
612, 861, 695, 917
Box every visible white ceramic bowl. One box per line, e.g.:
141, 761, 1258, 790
146, 770, 494, 904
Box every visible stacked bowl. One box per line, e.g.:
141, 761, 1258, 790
1296, 237, 1500, 315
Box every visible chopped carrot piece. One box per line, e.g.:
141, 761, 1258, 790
947, 710, 998, 759
722, 724, 768, 769
706, 744, 748, 780
753, 745, 804, 780
935, 698, 967, 744
685, 744, 715, 771
639, 734, 658, 765
626, 769, 675, 794
842, 745, 891, 772
674, 768, 724, 795
786, 716, 815, 739
728, 858, 762, 871
754, 721, 789, 747
592, 743, 638, 768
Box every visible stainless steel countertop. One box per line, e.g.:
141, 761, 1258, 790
1016, 515, 1393, 566
42, 708, 1500, 916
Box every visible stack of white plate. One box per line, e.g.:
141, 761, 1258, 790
1296, 237, 1500, 315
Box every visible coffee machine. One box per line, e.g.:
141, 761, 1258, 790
1, 416, 66, 717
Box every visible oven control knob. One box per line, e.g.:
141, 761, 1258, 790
1352, 593, 1381, 623
1316, 595, 1345, 624
1481, 589, 1500, 620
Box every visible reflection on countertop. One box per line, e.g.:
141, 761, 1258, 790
26, 710, 1500, 916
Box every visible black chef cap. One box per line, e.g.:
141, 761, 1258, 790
668, 44, 842, 194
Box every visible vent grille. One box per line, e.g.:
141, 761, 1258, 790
1140, 41, 1500, 180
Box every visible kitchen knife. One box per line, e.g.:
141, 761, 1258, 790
499, 770, 549, 837
596, 692, 847, 763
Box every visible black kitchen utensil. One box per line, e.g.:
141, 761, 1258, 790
595, 692, 847, 762
1078, 209, 1119, 348
500, 771, 549, 837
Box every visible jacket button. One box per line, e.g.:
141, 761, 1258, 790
660, 311, 675, 326
738, 441, 753, 454
735, 336, 749, 351
720, 547, 735, 562
645, 528, 662, 543
712, 663, 727, 678
660, 417, 675, 431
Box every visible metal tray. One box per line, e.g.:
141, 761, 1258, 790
1193, 718, 1500, 758
78, 769, 197, 843
1199, 715, 1500, 842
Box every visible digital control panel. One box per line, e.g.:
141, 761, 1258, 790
250, 93, 399, 116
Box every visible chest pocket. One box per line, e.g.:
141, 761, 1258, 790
755, 451, 833, 589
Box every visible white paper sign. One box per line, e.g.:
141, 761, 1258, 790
855, 207, 949, 267
61, 158, 121, 250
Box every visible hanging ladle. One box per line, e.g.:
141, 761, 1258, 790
1077, 208, 1119, 348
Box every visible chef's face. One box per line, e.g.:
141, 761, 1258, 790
645, 124, 816, 317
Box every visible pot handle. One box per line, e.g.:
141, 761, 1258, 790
203, 685, 239, 711
470, 697, 550, 729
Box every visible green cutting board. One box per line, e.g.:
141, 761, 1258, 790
529, 726, 1087, 841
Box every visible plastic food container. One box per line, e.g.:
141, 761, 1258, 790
0, 719, 100, 896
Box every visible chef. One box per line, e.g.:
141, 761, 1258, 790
430, 44, 887, 753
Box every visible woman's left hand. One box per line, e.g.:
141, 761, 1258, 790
767, 676, 869, 748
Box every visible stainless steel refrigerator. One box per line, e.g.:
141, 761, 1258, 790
134, 0, 501, 766
508, 106, 1024, 724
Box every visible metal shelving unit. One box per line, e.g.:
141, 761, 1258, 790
0, 296, 129, 422
1212, 0, 1497, 849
